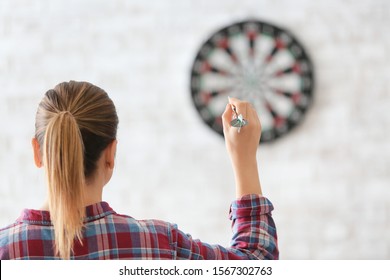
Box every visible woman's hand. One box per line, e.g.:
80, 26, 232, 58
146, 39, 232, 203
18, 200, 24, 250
222, 97, 261, 162
222, 97, 262, 198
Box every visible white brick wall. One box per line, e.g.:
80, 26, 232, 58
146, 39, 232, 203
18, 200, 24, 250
0, 0, 389, 259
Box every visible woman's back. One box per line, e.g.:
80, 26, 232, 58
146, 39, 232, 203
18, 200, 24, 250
0, 81, 278, 260
1, 197, 277, 260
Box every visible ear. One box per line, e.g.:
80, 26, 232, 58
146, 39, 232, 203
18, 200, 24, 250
105, 139, 117, 170
32, 138, 43, 168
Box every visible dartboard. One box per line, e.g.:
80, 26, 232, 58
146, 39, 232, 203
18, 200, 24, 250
190, 20, 314, 143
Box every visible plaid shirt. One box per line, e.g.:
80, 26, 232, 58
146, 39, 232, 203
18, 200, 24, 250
0, 194, 278, 260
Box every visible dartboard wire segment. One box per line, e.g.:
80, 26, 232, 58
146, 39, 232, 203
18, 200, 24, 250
190, 20, 314, 143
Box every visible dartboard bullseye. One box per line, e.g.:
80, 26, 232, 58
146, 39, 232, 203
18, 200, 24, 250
190, 20, 314, 143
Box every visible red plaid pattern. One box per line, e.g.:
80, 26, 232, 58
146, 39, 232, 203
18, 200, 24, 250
0, 194, 278, 260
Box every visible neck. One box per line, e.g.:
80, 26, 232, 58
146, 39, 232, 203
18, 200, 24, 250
40, 156, 111, 211
84, 184, 104, 206
40, 181, 104, 211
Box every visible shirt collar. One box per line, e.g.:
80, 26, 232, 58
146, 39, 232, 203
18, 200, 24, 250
17, 201, 116, 226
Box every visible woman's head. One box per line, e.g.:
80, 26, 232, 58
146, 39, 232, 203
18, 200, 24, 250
34, 81, 118, 259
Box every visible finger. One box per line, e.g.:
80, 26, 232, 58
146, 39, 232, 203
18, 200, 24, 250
228, 97, 248, 119
247, 105, 262, 131
221, 103, 233, 129
246, 104, 258, 123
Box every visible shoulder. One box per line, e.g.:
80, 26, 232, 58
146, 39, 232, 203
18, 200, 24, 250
109, 213, 176, 233
0, 222, 22, 258
0, 222, 21, 239
87, 211, 178, 239
0, 222, 18, 233
86, 213, 179, 256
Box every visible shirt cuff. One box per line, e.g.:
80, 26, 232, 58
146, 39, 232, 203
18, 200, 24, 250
229, 194, 274, 220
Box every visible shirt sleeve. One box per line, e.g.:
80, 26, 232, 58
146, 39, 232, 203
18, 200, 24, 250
171, 194, 279, 260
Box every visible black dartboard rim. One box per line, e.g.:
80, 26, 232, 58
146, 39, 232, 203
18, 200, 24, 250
190, 20, 314, 143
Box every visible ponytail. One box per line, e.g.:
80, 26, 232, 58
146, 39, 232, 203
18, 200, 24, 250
43, 111, 85, 259
35, 81, 118, 259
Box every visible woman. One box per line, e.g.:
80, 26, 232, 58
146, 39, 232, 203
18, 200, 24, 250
0, 81, 278, 260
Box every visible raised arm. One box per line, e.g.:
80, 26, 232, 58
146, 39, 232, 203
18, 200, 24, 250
222, 97, 262, 198
173, 97, 278, 260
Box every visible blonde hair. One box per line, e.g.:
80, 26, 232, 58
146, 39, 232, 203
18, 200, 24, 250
35, 81, 118, 259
